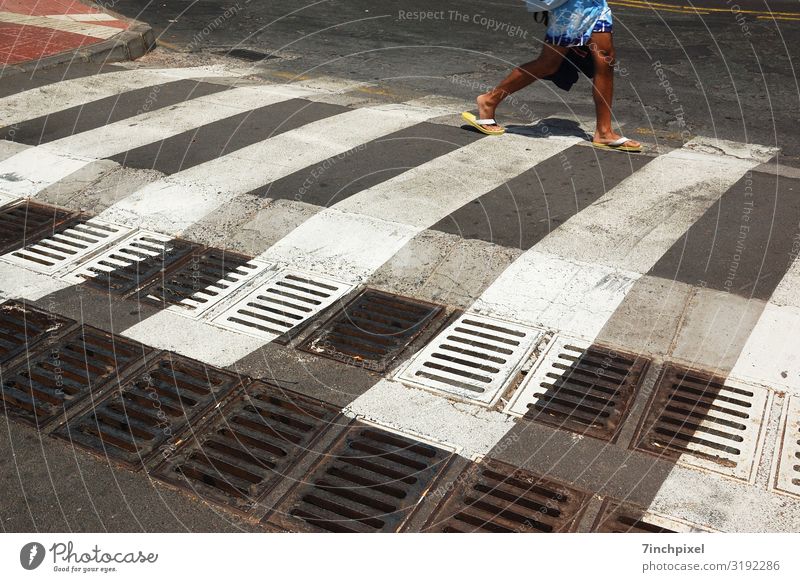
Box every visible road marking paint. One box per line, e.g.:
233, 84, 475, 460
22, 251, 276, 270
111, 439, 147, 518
0, 66, 240, 129
0, 11, 121, 39
98, 103, 457, 234
256, 133, 581, 281
0, 84, 316, 198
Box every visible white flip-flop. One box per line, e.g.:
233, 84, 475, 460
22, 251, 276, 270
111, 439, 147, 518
591, 136, 642, 153
461, 111, 505, 136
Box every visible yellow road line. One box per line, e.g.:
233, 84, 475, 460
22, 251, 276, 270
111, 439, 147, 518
611, 1, 709, 14
611, 0, 800, 18
757, 14, 800, 20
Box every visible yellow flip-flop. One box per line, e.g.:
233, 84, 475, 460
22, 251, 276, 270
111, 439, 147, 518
591, 136, 642, 153
461, 111, 505, 136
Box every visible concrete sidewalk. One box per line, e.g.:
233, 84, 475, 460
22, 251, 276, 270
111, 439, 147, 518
0, 0, 152, 73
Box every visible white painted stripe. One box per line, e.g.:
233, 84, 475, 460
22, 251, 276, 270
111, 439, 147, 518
0, 84, 317, 198
99, 103, 456, 234
256, 133, 581, 281
0, 11, 120, 39
0, 66, 240, 128
45, 14, 121, 23
473, 144, 767, 341
0, 261, 71, 301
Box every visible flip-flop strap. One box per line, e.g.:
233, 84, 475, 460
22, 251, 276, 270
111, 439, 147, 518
608, 136, 631, 146
475, 118, 497, 125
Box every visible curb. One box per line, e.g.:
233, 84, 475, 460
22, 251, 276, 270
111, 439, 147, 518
1, 1, 155, 76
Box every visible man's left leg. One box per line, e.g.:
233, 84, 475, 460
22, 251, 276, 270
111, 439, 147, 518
588, 31, 640, 149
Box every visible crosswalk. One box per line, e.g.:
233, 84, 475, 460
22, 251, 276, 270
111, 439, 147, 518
1, 63, 799, 532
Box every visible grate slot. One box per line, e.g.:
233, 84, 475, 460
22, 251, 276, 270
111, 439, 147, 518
152, 381, 339, 511
397, 313, 542, 405
774, 395, 800, 497
60, 231, 198, 296
592, 500, 711, 533
0, 300, 74, 367
212, 269, 354, 342
301, 289, 444, 372
0, 201, 76, 255
506, 336, 649, 441
55, 354, 241, 468
137, 248, 272, 318
265, 424, 454, 532
1, 326, 149, 427
636, 365, 769, 480
3, 218, 134, 274
424, 458, 588, 533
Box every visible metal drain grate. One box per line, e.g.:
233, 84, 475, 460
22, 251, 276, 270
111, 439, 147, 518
265, 423, 454, 532
152, 381, 340, 513
774, 395, 800, 497
0, 201, 76, 255
423, 458, 588, 533
55, 354, 243, 468
635, 365, 770, 481
507, 336, 649, 441
300, 289, 444, 372
1, 326, 149, 427
592, 500, 708, 533
211, 269, 354, 343
0, 300, 74, 367
138, 248, 271, 318
61, 232, 197, 296
2, 219, 134, 274
396, 313, 542, 406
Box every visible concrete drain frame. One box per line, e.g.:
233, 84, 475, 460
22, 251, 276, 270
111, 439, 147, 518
772, 394, 800, 498
592, 499, 714, 533
505, 335, 650, 442
633, 363, 771, 483
395, 312, 544, 407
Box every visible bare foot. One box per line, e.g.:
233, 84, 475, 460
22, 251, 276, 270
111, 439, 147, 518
476, 93, 503, 131
593, 130, 641, 149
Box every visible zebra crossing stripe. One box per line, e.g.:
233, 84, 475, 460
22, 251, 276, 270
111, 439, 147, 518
0, 66, 242, 129
255, 132, 582, 281
472, 142, 772, 341
98, 103, 459, 235
0, 84, 318, 198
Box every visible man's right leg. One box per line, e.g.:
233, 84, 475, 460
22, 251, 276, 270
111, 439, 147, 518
477, 43, 568, 130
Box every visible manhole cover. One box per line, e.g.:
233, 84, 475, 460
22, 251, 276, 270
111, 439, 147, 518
264, 423, 455, 532
61, 232, 198, 296
0, 200, 76, 255
300, 289, 444, 372
211, 269, 354, 343
2, 218, 134, 274
635, 364, 770, 481
507, 336, 650, 441
0, 300, 74, 368
152, 381, 340, 514
138, 248, 272, 318
1, 326, 150, 428
54, 353, 243, 468
423, 458, 588, 532
592, 499, 710, 533
396, 313, 543, 406
773, 395, 800, 498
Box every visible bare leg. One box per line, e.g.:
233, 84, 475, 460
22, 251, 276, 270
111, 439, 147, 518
588, 31, 640, 148
476, 43, 569, 130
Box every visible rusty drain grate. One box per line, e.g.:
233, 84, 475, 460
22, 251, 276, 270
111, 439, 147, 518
774, 395, 800, 497
212, 269, 354, 343
1, 326, 150, 428
61, 231, 197, 297
152, 381, 340, 514
423, 458, 588, 532
265, 423, 455, 532
138, 248, 271, 318
507, 336, 649, 441
0, 300, 74, 368
0, 200, 76, 255
2, 218, 134, 275
54, 353, 243, 468
300, 289, 444, 372
635, 364, 770, 481
592, 500, 710, 533
396, 313, 543, 406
